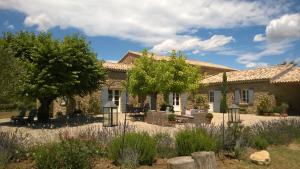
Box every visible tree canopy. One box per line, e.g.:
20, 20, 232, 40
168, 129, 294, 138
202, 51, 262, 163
127, 49, 202, 108
3, 31, 106, 122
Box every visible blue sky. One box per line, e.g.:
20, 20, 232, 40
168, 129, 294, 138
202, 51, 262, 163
1, 0, 300, 70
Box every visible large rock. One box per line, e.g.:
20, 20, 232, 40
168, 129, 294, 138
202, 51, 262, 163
167, 156, 195, 169
250, 150, 271, 165
191, 151, 217, 169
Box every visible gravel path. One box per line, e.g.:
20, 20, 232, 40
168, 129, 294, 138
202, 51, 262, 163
0, 113, 299, 144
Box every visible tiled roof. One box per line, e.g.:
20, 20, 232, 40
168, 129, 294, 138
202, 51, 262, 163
120, 51, 236, 71
272, 67, 300, 83
102, 62, 133, 72
202, 64, 296, 84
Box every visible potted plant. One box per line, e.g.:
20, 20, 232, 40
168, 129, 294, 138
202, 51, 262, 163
280, 102, 289, 117
205, 113, 213, 124
168, 113, 176, 125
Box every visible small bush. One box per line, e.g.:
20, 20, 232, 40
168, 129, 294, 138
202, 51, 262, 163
206, 113, 213, 119
175, 129, 217, 156
34, 138, 102, 169
253, 136, 269, 150
257, 96, 273, 115
0, 130, 28, 168
251, 119, 300, 145
108, 132, 156, 166
168, 113, 176, 121
153, 133, 176, 158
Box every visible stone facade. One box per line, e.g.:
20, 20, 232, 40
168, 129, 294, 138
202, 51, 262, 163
200, 81, 300, 115
51, 51, 235, 116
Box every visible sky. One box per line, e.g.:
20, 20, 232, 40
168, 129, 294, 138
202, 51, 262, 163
1, 0, 300, 70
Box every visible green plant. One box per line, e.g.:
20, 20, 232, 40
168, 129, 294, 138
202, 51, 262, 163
0, 130, 28, 168
273, 106, 283, 113
34, 138, 102, 169
253, 136, 269, 150
175, 129, 217, 156
206, 113, 213, 119
160, 102, 167, 111
251, 119, 300, 145
257, 96, 273, 115
153, 133, 176, 158
168, 113, 176, 121
108, 132, 156, 166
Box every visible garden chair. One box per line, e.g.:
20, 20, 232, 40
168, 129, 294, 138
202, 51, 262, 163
26, 109, 37, 124
11, 109, 26, 125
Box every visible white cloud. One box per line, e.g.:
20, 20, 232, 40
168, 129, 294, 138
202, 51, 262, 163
253, 34, 266, 42
0, 0, 285, 45
151, 35, 234, 53
3, 20, 14, 30
266, 13, 300, 42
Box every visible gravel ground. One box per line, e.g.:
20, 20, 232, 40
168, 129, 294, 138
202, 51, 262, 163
0, 113, 299, 144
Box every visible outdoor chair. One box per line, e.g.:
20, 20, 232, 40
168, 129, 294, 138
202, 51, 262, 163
11, 109, 26, 125
26, 109, 37, 124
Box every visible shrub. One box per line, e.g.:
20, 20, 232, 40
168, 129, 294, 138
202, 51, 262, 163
253, 136, 269, 150
168, 113, 176, 121
257, 96, 273, 115
223, 123, 253, 159
206, 113, 213, 119
0, 130, 28, 168
175, 129, 217, 156
153, 133, 176, 158
108, 132, 156, 166
160, 103, 167, 111
273, 106, 283, 113
251, 119, 300, 145
34, 138, 102, 169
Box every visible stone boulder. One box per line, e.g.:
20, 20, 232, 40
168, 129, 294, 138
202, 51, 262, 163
167, 156, 195, 169
250, 150, 271, 165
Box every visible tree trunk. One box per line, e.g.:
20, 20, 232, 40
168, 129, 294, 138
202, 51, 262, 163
167, 156, 195, 169
151, 92, 158, 111
38, 98, 52, 123
138, 95, 146, 107
191, 151, 217, 169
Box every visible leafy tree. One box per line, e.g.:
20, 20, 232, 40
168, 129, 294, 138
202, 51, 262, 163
127, 49, 202, 110
220, 72, 228, 113
163, 50, 201, 98
4, 32, 106, 122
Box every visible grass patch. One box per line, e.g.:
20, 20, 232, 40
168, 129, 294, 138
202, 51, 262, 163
218, 145, 300, 169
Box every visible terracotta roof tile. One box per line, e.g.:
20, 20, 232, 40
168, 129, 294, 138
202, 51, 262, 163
122, 51, 236, 71
202, 64, 295, 84
102, 62, 133, 71
272, 67, 300, 83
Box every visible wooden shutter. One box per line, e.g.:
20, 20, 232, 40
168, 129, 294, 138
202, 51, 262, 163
234, 89, 240, 104
249, 89, 254, 105
120, 90, 127, 113
101, 87, 108, 112
168, 93, 173, 106
180, 93, 188, 114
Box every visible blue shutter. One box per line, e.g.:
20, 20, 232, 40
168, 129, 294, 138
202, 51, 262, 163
234, 89, 240, 104
249, 89, 254, 105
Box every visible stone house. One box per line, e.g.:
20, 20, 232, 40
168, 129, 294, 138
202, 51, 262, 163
201, 64, 300, 115
51, 51, 235, 117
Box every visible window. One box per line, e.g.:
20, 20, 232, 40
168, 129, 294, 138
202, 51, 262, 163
108, 89, 120, 106
242, 89, 249, 103
173, 93, 180, 106
209, 91, 214, 102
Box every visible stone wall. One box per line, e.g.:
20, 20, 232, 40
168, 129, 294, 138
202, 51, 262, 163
199, 81, 278, 114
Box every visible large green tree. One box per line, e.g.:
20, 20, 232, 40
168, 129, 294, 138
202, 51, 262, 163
127, 49, 202, 110
4, 32, 106, 122
0, 38, 30, 110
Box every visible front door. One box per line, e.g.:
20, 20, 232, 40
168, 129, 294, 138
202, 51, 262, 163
173, 93, 180, 112
108, 89, 120, 112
